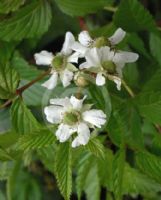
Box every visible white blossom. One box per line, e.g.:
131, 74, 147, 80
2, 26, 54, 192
44, 95, 106, 147
34, 32, 78, 90
80, 47, 139, 89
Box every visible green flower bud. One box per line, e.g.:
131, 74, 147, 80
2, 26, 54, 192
52, 55, 64, 70
63, 111, 80, 126
75, 76, 89, 87
102, 61, 116, 74
94, 37, 110, 48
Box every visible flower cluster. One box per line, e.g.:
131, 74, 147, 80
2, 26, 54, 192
34, 28, 139, 147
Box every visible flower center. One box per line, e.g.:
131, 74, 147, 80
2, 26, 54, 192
52, 55, 66, 71
102, 61, 116, 74
63, 111, 80, 126
94, 37, 110, 48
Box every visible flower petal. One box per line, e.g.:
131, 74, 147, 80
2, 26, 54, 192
113, 77, 121, 90
72, 41, 88, 56
42, 72, 58, 90
108, 28, 126, 45
78, 31, 93, 47
61, 32, 75, 56
44, 105, 64, 124
113, 51, 139, 63
115, 62, 125, 77
70, 95, 86, 110
82, 109, 106, 128
34, 50, 53, 65
96, 73, 106, 86
50, 97, 71, 107
85, 48, 100, 66
60, 69, 74, 87
56, 123, 76, 143
72, 122, 90, 147
67, 52, 80, 63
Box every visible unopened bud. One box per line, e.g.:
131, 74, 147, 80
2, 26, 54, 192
75, 76, 89, 87
102, 61, 116, 74
94, 37, 110, 48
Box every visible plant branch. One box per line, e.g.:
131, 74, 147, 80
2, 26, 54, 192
104, 6, 117, 12
121, 79, 135, 98
0, 68, 51, 109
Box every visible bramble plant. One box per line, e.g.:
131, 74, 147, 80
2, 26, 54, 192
1, 0, 161, 200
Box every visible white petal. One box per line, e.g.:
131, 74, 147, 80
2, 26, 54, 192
70, 95, 86, 110
56, 124, 76, 143
60, 69, 74, 87
108, 28, 126, 45
79, 62, 90, 70
115, 63, 125, 77
61, 32, 75, 56
98, 46, 112, 62
42, 72, 58, 90
72, 123, 90, 147
113, 51, 139, 63
78, 31, 93, 47
44, 105, 64, 124
72, 41, 88, 56
50, 97, 71, 107
85, 48, 100, 66
82, 109, 106, 128
34, 50, 53, 65
113, 77, 121, 90
67, 52, 80, 63
96, 73, 106, 86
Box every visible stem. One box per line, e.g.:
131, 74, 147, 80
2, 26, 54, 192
121, 79, 135, 98
0, 68, 51, 109
78, 17, 88, 30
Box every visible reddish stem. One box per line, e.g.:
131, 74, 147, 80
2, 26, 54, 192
78, 17, 88, 30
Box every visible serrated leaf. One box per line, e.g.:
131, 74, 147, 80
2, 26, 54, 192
0, 148, 14, 161
0, 63, 19, 99
0, 0, 25, 13
112, 148, 125, 200
55, 142, 72, 200
0, 0, 52, 41
135, 91, 161, 124
84, 160, 100, 200
0, 132, 19, 148
150, 33, 161, 66
123, 164, 161, 197
17, 128, 56, 152
55, 0, 113, 16
10, 98, 40, 134
113, 0, 157, 32
85, 137, 105, 159
0, 161, 13, 180
136, 151, 161, 184
76, 153, 93, 200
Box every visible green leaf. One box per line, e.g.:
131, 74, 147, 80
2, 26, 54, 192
85, 137, 105, 159
136, 151, 161, 184
10, 98, 40, 134
54, 142, 72, 200
113, 0, 157, 32
84, 160, 100, 200
17, 128, 56, 152
0, 63, 19, 99
150, 33, 161, 66
55, 0, 113, 16
0, 0, 25, 13
135, 91, 161, 124
0, 162, 13, 180
0, 148, 14, 161
142, 68, 161, 92
0, 132, 19, 148
123, 164, 161, 197
0, 0, 52, 41
76, 153, 93, 200
112, 148, 125, 200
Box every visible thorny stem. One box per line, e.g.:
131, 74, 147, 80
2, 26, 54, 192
0, 68, 51, 109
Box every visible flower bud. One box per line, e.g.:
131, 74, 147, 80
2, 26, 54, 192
94, 37, 110, 48
75, 75, 89, 87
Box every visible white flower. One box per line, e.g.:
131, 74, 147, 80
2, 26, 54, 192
80, 47, 138, 89
44, 95, 106, 147
72, 28, 126, 58
34, 32, 78, 90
